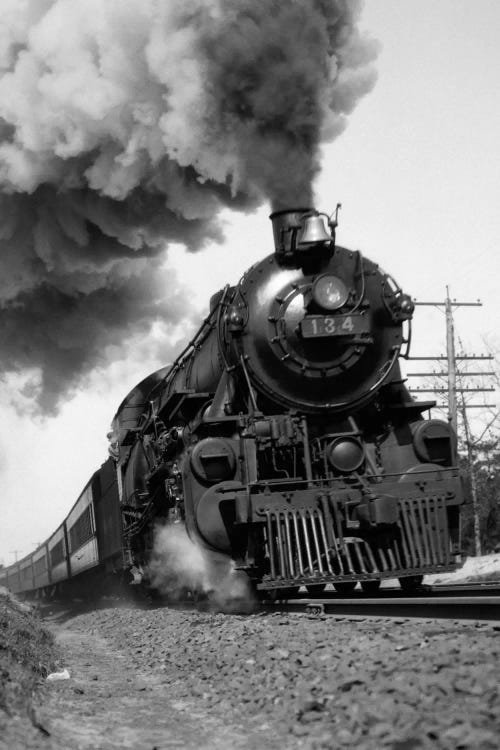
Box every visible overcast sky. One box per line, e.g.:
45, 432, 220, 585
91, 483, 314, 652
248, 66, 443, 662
1, 0, 499, 565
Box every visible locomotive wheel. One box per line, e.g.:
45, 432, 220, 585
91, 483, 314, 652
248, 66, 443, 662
360, 580, 381, 594
398, 575, 424, 592
306, 584, 326, 596
334, 582, 357, 594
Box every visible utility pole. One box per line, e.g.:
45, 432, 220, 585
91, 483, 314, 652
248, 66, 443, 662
9, 550, 20, 562
406, 289, 494, 427
406, 288, 495, 557
445, 287, 457, 433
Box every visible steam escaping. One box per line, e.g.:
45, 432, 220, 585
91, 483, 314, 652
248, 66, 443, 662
149, 524, 212, 599
0, 0, 378, 411
149, 523, 257, 613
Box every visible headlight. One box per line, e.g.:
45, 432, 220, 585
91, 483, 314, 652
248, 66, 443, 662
312, 275, 348, 310
327, 437, 365, 472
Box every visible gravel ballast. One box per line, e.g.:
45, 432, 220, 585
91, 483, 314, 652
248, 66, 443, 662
16, 602, 499, 750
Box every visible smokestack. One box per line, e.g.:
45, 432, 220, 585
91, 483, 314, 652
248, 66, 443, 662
0, 0, 378, 412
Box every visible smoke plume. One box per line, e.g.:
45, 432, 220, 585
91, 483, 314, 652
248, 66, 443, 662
149, 523, 257, 613
0, 0, 378, 411
149, 524, 212, 598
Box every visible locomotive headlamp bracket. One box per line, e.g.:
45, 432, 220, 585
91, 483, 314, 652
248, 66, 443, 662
225, 290, 248, 334
382, 274, 415, 323
226, 304, 246, 332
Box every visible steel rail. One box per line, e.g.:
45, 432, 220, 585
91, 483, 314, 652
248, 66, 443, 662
295, 582, 500, 599
427, 581, 500, 596
261, 592, 500, 621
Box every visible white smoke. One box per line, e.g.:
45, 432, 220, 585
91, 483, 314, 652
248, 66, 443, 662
149, 523, 212, 599
149, 523, 257, 613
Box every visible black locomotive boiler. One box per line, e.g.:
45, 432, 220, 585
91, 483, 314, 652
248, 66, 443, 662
112, 208, 464, 595
0, 208, 465, 601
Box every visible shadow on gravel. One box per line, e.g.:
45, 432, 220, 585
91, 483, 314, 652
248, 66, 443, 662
38, 594, 154, 625
38, 591, 262, 626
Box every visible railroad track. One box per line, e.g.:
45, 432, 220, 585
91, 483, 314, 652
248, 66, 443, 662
36, 581, 500, 623
260, 582, 500, 622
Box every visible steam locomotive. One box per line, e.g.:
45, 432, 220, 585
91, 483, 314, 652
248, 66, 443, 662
0, 209, 464, 600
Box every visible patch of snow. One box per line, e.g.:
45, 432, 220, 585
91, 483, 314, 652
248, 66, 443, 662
425, 553, 500, 584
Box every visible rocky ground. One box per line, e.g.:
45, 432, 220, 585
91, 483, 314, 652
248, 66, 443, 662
1, 595, 500, 750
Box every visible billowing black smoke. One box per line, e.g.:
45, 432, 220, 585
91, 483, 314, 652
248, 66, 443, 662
0, 0, 378, 412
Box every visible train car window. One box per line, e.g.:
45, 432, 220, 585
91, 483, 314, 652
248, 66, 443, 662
68, 506, 94, 553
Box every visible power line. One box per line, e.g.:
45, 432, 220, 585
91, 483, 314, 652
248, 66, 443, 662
406, 287, 494, 432
409, 356, 492, 360
409, 372, 492, 377
411, 388, 495, 393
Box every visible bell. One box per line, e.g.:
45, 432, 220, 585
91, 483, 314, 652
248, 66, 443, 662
298, 214, 332, 247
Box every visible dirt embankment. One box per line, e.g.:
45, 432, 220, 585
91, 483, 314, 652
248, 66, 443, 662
0, 588, 57, 747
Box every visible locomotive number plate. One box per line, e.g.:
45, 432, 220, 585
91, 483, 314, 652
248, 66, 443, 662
300, 314, 370, 339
